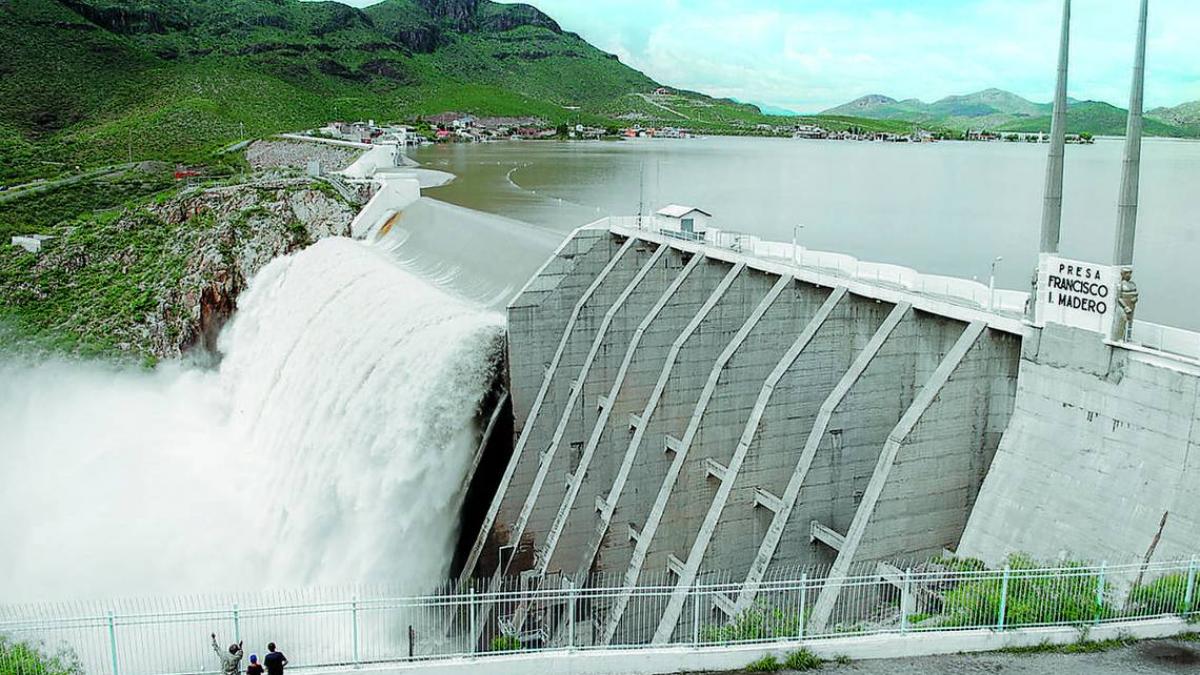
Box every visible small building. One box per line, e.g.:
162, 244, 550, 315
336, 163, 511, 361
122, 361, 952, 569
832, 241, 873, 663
11, 234, 53, 254
655, 205, 711, 238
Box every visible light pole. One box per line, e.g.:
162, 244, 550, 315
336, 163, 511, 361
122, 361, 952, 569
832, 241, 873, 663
792, 224, 806, 265
989, 256, 1004, 310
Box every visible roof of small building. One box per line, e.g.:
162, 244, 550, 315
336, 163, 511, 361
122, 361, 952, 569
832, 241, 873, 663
656, 204, 712, 219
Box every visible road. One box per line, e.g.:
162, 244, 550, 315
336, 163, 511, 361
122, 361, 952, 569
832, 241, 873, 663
778, 638, 1200, 675
634, 93, 691, 121
0, 163, 137, 203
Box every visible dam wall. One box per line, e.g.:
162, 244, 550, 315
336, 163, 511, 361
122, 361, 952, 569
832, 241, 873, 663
463, 223, 1024, 644
959, 323, 1200, 567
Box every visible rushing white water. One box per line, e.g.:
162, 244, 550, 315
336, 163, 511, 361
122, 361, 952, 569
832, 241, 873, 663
0, 237, 504, 602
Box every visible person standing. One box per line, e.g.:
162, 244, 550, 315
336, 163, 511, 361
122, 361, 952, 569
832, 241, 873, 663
246, 654, 264, 675
263, 642, 288, 675
210, 634, 243, 675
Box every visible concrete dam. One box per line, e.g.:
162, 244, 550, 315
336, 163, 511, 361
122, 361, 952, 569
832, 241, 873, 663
450, 215, 1200, 645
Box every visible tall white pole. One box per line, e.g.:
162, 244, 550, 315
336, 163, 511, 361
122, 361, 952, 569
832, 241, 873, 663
1040, 0, 1072, 255
1114, 0, 1149, 267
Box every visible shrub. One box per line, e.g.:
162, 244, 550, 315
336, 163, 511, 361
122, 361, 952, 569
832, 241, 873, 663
834, 654, 852, 665
0, 636, 82, 675
940, 554, 1111, 628
783, 648, 823, 671
488, 634, 520, 652
1126, 573, 1199, 617
702, 604, 802, 643
744, 655, 782, 672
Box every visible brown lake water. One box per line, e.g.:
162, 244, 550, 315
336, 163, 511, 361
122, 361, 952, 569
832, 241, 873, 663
413, 136, 1200, 331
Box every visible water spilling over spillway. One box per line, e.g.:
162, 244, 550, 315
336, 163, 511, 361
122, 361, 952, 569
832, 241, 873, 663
0, 238, 504, 601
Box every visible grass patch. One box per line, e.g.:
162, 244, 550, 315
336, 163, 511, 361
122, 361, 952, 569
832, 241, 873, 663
941, 554, 1111, 628
783, 648, 823, 671
999, 634, 1136, 655
702, 604, 803, 644
488, 635, 520, 652
0, 636, 82, 675
744, 655, 782, 672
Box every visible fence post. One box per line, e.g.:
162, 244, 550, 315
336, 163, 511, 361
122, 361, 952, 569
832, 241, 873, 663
468, 587, 477, 656
691, 582, 700, 646
107, 610, 119, 675
1095, 561, 1107, 624
567, 580, 577, 651
798, 573, 807, 640
1185, 558, 1197, 614
997, 566, 1010, 630
900, 569, 911, 633
351, 596, 360, 668
232, 603, 240, 643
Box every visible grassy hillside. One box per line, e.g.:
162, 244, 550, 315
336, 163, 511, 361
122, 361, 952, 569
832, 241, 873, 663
823, 88, 1198, 137
0, 0, 932, 185
997, 101, 1188, 137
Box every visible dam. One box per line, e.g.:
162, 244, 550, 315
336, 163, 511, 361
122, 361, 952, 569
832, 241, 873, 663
456, 0, 1200, 645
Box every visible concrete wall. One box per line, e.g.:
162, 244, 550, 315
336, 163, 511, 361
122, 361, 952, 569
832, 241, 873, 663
464, 224, 1200, 649
473, 228, 1026, 645
960, 323, 1200, 566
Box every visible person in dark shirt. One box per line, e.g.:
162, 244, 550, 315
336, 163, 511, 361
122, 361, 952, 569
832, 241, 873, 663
246, 654, 263, 675
263, 643, 287, 675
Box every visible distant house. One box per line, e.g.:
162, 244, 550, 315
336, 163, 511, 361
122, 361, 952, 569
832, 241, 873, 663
654, 87, 672, 96
655, 205, 711, 239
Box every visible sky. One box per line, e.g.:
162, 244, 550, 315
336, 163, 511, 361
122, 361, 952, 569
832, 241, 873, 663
335, 0, 1200, 112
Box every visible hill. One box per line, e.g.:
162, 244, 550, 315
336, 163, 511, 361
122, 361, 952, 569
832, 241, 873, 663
823, 88, 1197, 137
0, 0, 913, 184
997, 100, 1187, 137
1148, 101, 1200, 127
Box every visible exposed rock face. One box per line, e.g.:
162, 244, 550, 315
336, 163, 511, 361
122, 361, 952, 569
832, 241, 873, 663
417, 0, 480, 31
151, 179, 357, 358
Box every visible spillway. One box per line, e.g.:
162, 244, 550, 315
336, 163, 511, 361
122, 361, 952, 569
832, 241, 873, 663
0, 237, 504, 600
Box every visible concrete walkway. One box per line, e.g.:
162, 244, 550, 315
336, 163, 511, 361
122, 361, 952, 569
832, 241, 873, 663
796, 638, 1200, 675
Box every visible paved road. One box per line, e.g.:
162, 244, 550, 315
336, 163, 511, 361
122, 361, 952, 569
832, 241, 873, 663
0, 163, 136, 203
793, 638, 1200, 674
634, 93, 690, 121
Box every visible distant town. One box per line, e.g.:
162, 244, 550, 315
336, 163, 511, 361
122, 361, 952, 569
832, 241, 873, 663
314, 113, 1096, 147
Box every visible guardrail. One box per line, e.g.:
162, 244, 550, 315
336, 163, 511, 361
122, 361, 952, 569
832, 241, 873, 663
3, 557, 1197, 675
604, 216, 1200, 363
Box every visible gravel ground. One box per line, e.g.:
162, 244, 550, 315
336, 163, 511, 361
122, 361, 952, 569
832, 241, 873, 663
246, 140, 362, 173
785, 639, 1200, 674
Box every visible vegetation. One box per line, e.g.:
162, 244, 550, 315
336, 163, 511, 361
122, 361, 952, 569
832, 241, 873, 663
1126, 573, 1200, 617
702, 604, 802, 644
822, 89, 1200, 138
0, 636, 82, 675
783, 648, 824, 671
940, 554, 1111, 628
487, 634, 520, 652
744, 655, 783, 672
998, 631, 1137, 655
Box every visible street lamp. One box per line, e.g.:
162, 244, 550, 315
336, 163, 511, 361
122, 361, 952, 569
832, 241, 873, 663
792, 224, 806, 265
988, 256, 1004, 310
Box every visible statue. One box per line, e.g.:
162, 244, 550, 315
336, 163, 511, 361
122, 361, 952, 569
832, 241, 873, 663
1024, 266, 1039, 322
1113, 268, 1139, 341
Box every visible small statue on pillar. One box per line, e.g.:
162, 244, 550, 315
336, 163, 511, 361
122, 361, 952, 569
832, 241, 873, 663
1025, 267, 1039, 322
1113, 267, 1139, 341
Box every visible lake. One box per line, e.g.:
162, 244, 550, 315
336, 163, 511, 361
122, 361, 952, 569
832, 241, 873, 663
412, 136, 1200, 331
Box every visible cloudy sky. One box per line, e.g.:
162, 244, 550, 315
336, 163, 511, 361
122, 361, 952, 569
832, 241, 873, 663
336, 0, 1200, 112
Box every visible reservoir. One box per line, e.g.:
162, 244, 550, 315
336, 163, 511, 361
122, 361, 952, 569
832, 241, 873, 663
413, 136, 1200, 331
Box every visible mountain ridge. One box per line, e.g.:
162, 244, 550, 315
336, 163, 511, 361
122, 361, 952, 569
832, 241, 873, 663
824, 88, 1197, 136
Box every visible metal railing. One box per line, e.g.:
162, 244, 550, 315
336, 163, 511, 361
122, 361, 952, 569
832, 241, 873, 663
3, 557, 1198, 675
605, 216, 1200, 363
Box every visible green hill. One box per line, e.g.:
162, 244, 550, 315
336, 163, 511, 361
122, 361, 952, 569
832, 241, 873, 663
997, 101, 1188, 137
823, 88, 1197, 137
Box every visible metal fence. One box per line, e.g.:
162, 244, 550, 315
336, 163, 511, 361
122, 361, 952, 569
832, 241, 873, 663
3, 557, 1198, 675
